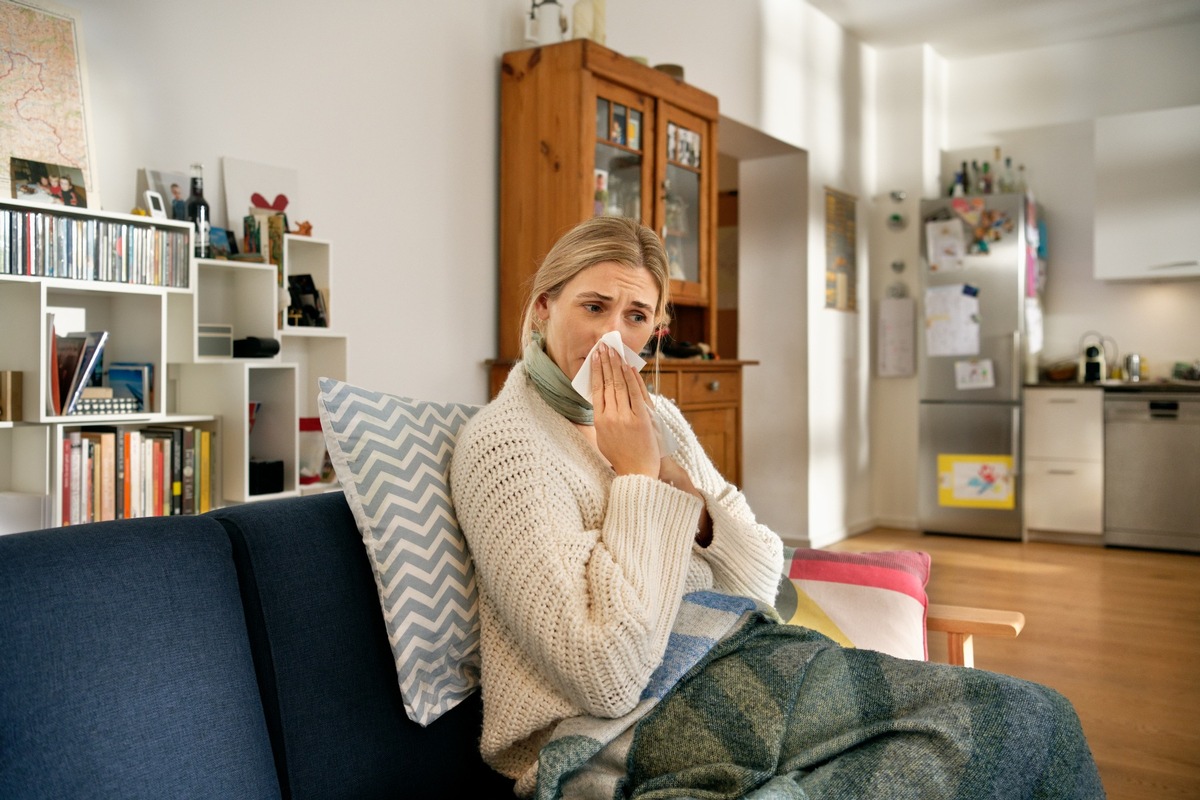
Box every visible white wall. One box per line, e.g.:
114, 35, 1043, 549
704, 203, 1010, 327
77, 0, 531, 407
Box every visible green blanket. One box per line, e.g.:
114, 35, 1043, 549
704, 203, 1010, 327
536, 592, 1103, 800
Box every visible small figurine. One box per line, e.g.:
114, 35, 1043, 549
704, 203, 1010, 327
293, 220, 313, 236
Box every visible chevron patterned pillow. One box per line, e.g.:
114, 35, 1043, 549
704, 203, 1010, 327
316, 378, 481, 726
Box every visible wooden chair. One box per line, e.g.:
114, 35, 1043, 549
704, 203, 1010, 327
927, 604, 1025, 667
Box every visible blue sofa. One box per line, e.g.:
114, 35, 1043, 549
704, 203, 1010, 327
0, 491, 513, 799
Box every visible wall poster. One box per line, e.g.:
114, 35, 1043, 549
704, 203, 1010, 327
936, 454, 1014, 509
1, 0, 99, 206
824, 186, 856, 312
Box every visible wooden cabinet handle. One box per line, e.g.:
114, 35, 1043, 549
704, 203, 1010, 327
708, 380, 720, 391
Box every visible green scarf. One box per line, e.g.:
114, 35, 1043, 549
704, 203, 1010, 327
524, 331, 594, 425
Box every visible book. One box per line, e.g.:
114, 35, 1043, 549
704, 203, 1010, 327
126, 428, 142, 518
80, 430, 117, 522
68, 431, 82, 525
46, 313, 60, 415
73, 396, 140, 415
198, 428, 212, 513
61, 436, 71, 524
55, 333, 87, 415
144, 427, 183, 515
63, 331, 109, 415
106, 362, 152, 412
91, 426, 126, 520
181, 425, 196, 515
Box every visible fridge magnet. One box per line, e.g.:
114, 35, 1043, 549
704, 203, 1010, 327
937, 454, 1014, 509
954, 359, 995, 390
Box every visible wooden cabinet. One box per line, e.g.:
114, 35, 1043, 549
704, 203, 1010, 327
1022, 387, 1104, 539
649, 361, 753, 486
496, 40, 752, 483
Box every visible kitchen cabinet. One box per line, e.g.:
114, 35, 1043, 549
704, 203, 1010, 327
493, 40, 751, 483
1094, 104, 1200, 281
1022, 387, 1104, 540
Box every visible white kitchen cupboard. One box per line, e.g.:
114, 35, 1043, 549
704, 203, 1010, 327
1022, 387, 1104, 540
0, 198, 346, 529
1094, 104, 1200, 281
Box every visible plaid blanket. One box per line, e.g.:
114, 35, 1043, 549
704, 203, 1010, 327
535, 592, 1103, 800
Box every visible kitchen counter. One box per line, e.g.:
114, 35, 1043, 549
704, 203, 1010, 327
1027, 381, 1200, 394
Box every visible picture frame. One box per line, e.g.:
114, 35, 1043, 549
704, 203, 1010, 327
138, 168, 191, 221
9, 157, 89, 207
1, 0, 101, 207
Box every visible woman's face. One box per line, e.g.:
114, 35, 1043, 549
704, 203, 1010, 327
536, 261, 659, 379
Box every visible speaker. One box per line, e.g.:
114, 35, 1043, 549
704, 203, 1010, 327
233, 337, 282, 358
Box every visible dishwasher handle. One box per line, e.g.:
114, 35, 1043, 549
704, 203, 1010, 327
1150, 400, 1179, 419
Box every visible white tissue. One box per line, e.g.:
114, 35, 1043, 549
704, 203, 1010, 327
570, 330, 645, 398
571, 330, 679, 455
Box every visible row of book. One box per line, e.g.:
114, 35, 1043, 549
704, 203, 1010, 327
1, 207, 190, 288
62, 425, 217, 525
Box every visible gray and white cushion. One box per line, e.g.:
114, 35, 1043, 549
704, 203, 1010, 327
316, 378, 480, 726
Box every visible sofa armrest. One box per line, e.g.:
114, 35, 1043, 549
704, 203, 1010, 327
926, 604, 1025, 668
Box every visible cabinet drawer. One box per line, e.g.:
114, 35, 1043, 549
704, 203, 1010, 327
1024, 388, 1103, 460
646, 371, 679, 403
1023, 460, 1104, 534
678, 370, 740, 405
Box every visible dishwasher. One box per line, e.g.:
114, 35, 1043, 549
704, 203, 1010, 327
1104, 391, 1200, 552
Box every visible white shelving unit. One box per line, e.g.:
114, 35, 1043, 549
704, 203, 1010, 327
0, 198, 348, 530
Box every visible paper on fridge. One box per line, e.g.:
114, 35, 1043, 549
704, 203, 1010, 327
571, 330, 680, 456
924, 284, 980, 357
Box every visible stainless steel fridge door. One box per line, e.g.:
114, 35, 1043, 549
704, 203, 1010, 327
918, 194, 1027, 403
917, 401, 1022, 539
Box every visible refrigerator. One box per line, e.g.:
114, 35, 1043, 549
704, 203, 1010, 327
916, 193, 1041, 540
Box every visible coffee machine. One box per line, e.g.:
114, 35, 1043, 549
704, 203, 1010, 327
1078, 332, 1112, 383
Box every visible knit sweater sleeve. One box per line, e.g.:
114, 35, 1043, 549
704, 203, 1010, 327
655, 397, 784, 606
450, 400, 703, 720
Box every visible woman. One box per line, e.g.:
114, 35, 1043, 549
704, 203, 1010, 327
449, 216, 1102, 799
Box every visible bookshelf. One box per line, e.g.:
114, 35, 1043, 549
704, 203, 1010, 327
0, 198, 348, 532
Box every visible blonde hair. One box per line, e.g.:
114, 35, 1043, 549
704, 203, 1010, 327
519, 216, 671, 351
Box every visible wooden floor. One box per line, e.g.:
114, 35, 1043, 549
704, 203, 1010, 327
825, 528, 1200, 800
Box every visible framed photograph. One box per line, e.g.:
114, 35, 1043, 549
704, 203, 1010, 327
138, 168, 191, 221
9, 157, 89, 207
1, 0, 100, 206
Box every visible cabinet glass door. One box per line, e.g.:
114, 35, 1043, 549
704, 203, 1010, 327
593, 83, 652, 223
657, 104, 711, 304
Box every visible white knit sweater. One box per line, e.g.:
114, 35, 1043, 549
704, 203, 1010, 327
448, 362, 784, 796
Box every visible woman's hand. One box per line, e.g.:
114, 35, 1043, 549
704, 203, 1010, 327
591, 342, 661, 477
659, 456, 713, 546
